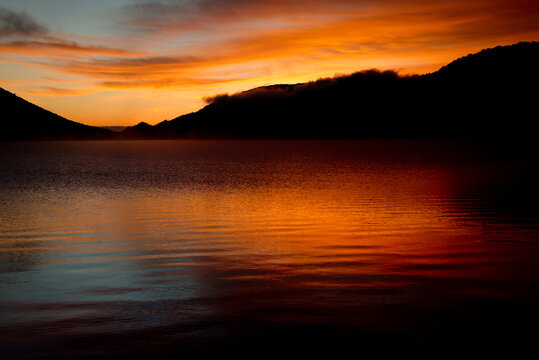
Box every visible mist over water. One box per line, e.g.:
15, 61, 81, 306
1, 140, 539, 356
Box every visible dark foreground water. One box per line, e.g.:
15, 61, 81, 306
1, 140, 539, 357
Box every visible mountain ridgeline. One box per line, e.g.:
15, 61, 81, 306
1, 42, 537, 140
121, 41, 538, 139
0, 88, 112, 140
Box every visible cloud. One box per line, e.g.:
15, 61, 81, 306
0, 6, 47, 38
0, 39, 142, 56
119, 0, 539, 43
58, 55, 201, 77
203, 69, 410, 105
42, 0, 539, 91
114, 0, 539, 77
0, 5, 141, 59
99, 76, 242, 89
24, 86, 86, 96
120, 0, 362, 33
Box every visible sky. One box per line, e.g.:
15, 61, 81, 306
1, 0, 538, 126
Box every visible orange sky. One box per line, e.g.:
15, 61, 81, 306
1, 0, 538, 126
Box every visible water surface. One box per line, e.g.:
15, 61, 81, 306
1, 140, 539, 356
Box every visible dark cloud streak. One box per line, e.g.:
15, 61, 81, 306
0, 6, 47, 38
0, 39, 140, 56
120, 0, 366, 31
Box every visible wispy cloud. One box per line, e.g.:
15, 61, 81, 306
49, 0, 538, 91
56, 55, 201, 77
99, 76, 243, 89
119, 0, 539, 37
120, 0, 360, 30
25, 86, 86, 96
0, 6, 47, 38
0, 39, 141, 56
0, 6, 141, 59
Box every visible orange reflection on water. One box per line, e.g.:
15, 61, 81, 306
2, 141, 539, 355
98, 160, 489, 292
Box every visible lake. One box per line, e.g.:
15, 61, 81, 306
1, 140, 539, 357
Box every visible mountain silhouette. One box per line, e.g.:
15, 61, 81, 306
1, 42, 536, 141
0, 88, 112, 140
120, 41, 538, 139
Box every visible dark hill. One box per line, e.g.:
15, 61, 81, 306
428, 41, 539, 81
0, 88, 112, 140
122, 41, 538, 139
119, 122, 156, 139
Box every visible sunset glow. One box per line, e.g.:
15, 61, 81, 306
1, 0, 538, 126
